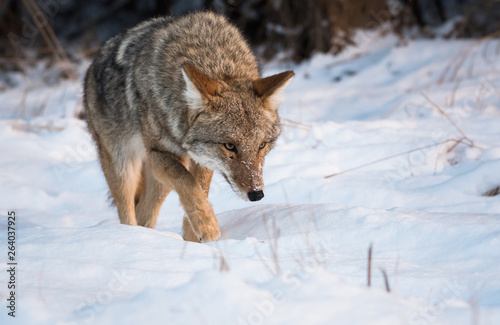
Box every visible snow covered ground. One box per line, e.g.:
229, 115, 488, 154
1, 33, 500, 324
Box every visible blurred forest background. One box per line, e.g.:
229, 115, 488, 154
1, 0, 499, 72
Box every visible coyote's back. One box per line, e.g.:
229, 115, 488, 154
84, 12, 293, 242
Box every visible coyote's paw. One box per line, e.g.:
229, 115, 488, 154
197, 213, 220, 243
199, 226, 220, 243
189, 208, 220, 243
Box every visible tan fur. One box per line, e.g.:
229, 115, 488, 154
135, 164, 172, 228
253, 71, 295, 98
182, 160, 214, 242
183, 64, 221, 98
147, 149, 220, 242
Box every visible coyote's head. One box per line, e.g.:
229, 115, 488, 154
181, 64, 294, 201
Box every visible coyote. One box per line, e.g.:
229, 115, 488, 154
84, 12, 293, 242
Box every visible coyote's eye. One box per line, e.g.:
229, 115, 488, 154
259, 142, 267, 150
224, 143, 237, 152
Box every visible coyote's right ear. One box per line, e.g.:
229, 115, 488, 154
182, 64, 221, 110
253, 71, 294, 110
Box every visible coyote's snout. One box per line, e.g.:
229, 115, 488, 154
84, 12, 293, 242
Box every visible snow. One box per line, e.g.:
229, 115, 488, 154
1, 33, 500, 324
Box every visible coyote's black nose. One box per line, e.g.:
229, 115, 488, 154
248, 190, 264, 202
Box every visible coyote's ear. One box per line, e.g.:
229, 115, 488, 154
253, 71, 294, 110
182, 64, 221, 109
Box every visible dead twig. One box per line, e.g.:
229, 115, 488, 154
20, 0, 77, 79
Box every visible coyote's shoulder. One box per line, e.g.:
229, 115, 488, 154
84, 12, 293, 242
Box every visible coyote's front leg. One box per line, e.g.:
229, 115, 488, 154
148, 148, 220, 242
182, 161, 214, 242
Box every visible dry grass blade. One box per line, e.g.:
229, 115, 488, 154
282, 118, 311, 128
37, 265, 48, 306
12, 124, 65, 132
421, 92, 475, 146
282, 118, 311, 131
325, 138, 459, 179
449, 78, 462, 107
0, 57, 39, 64
367, 243, 372, 287
380, 268, 391, 293
446, 137, 465, 153
179, 240, 188, 260
393, 257, 400, 291
437, 30, 500, 85
212, 237, 230, 272
298, 100, 321, 122
254, 246, 275, 275
256, 216, 282, 275
18, 87, 32, 119
217, 252, 230, 272
437, 48, 466, 84
282, 122, 310, 131
265, 217, 281, 275
482, 186, 500, 197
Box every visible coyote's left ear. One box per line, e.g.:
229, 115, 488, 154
182, 64, 221, 110
253, 71, 294, 110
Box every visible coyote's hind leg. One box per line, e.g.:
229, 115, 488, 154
97, 140, 143, 226
135, 164, 172, 228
